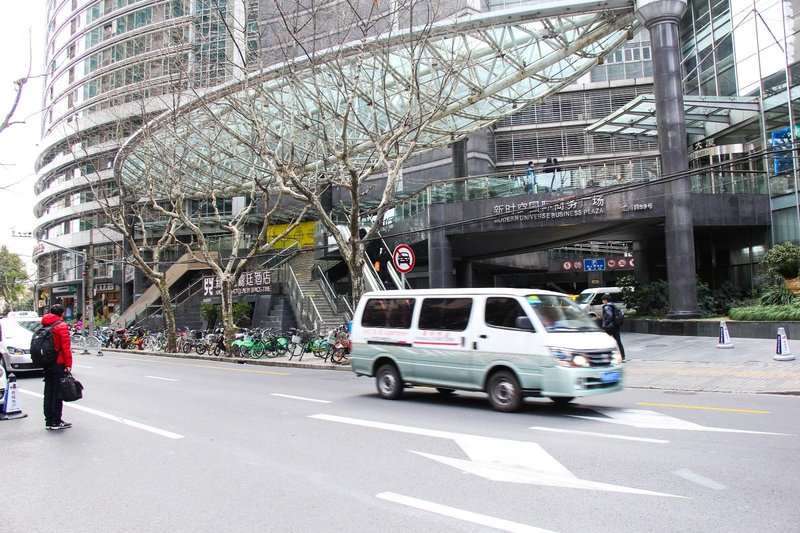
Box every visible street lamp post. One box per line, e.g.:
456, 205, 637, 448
14, 231, 94, 337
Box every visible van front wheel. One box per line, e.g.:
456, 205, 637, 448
376, 364, 403, 400
487, 371, 523, 412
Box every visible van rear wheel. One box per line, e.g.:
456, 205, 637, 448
486, 370, 522, 412
376, 364, 403, 400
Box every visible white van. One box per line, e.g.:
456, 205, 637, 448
0, 311, 43, 374
576, 287, 628, 319
349, 288, 623, 412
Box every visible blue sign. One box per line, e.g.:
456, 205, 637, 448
583, 258, 606, 271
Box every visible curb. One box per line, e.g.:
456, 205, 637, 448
89, 348, 353, 372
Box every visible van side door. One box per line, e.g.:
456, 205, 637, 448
411, 297, 474, 388
470, 297, 546, 391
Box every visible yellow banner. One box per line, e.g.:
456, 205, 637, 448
267, 220, 315, 249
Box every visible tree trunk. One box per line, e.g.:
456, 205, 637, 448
220, 279, 237, 354
349, 255, 367, 305
157, 281, 177, 352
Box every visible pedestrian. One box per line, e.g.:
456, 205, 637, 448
41, 304, 73, 430
378, 248, 394, 289
601, 294, 626, 361
525, 161, 536, 194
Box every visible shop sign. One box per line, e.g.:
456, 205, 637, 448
95, 283, 116, 292
52, 285, 76, 294
492, 195, 605, 223
203, 270, 271, 297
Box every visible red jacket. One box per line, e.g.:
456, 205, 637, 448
41, 313, 72, 368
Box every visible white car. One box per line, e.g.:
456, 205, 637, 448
0, 363, 6, 410
0, 311, 43, 374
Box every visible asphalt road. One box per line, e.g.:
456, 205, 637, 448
3, 353, 799, 533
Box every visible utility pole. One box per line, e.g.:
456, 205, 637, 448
86, 241, 95, 338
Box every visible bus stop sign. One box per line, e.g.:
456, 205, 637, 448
393, 244, 416, 274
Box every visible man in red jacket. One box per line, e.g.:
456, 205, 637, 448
41, 304, 73, 430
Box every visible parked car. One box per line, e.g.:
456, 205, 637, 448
0, 311, 43, 374
576, 286, 630, 320
0, 363, 6, 410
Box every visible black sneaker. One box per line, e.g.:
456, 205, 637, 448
47, 421, 72, 430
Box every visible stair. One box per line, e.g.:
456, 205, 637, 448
287, 252, 346, 332
114, 252, 214, 328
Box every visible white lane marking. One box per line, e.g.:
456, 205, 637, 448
312, 414, 683, 497
674, 469, 727, 490
377, 492, 556, 533
146, 375, 179, 382
529, 426, 669, 444
569, 408, 794, 436
72, 365, 94, 369
271, 393, 332, 403
19, 390, 184, 440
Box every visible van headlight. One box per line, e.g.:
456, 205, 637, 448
611, 352, 623, 364
549, 347, 590, 367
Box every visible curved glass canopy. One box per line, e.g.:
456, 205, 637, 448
117, 1, 639, 197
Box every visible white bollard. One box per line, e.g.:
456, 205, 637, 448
0, 373, 28, 421
716, 320, 734, 349
774, 327, 795, 361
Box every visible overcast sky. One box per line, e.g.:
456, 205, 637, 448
0, 2, 45, 269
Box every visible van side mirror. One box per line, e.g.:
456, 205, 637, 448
514, 316, 534, 331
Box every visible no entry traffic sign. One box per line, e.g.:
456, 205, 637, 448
393, 244, 415, 274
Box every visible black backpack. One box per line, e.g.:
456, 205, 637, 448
30, 320, 62, 367
612, 306, 625, 327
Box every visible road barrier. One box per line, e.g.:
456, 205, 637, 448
0, 373, 28, 421
774, 327, 795, 361
716, 320, 734, 349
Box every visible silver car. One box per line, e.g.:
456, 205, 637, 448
0, 312, 43, 374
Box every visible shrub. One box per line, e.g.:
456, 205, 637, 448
201, 303, 220, 328
232, 301, 253, 327
759, 285, 798, 306
759, 242, 800, 279
729, 305, 800, 321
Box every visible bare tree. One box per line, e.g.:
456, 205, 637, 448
247, 0, 467, 303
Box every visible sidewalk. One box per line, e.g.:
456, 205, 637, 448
622, 332, 800, 395
96, 331, 800, 395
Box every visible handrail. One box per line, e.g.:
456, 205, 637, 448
313, 263, 353, 319
260, 242, 299, 270
280, 264, 325, 333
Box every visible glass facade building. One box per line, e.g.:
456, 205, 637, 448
34, 0, 258, 317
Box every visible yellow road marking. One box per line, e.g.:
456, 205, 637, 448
106, 354, 290, 376
637, 402, 769, 414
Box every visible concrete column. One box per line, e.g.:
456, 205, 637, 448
427, 203, 455, 288
636, 0, 699, 318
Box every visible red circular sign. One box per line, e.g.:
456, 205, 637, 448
629, 257, 635, 267
393, 244, 416, 274
563, 261, 572, 270
618, 259, 627, 268
573, 260, 583, 270
607, 259, 617, 268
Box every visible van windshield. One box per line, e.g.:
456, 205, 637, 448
15, 319, 41, 333
576, 292, 596, 305
526, 294, 600, 332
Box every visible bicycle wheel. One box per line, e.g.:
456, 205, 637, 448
71, 335, 85, 350
331, 347, 349, 365
84, 335, 101, 350
195, 342, 207, 355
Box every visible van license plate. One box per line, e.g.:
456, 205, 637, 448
601, 371, 620, 383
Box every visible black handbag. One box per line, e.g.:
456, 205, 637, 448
59, 372, 84, 402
